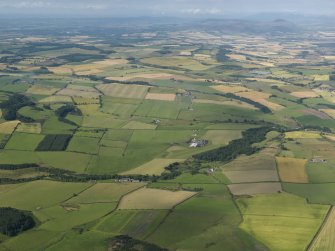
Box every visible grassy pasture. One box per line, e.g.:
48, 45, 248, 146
283, 183, 335, 205
101, 99, 138, 118
118, 188, 195, 209
203, 130, 242, 145
68, 182, 144, 204
26, 85, 60, 95
134, 100, 185, 119
16, 123, 42, 134
96, 83, 148, 99
96, 209, 168, 239
0, 180, 89, 210
67, 136, 100, 154
147, 184, 262, 250
193, 98, 257, 110
5, 132, 44, 151
122, 158, 185, 175
121, 120, 156, 130
276, 157, 308, 183
237, 193, 329, 251
37, 151, 92, 172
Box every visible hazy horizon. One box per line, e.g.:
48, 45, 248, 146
0, 0, 334, 18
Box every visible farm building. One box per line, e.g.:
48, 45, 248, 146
189, 139, 208, 148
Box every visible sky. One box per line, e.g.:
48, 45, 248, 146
0, 0, 334, 18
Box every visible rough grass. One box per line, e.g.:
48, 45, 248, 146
285, 131, 321, 139
96, 84, 148, 99
145, 93, 176, 101
118, 188, 195, 209
228, 182, 282, 195
39, 95, 73, 104
237, 193, 329, 251
276, 157, 308, 183
224, 170, 279, 183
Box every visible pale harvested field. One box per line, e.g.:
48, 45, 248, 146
237, 91, 284, 111
211, 85, 250, 93
192, 99, 257, 110
301, 109, 331, 119
107, 73, 193, 81
224, 170, 279, 183
145, 93, 176, 101
0, 121, 20, 134
324, 134, 335, 142
26, 85, 60, 95
122, 158, 185, 176
49, 66, 73, 75
16, 123, 42, 134
96, 83, 148, 99
319, 109, 335, 119
39, 95, 73, 104
290, 91, 319, 98
313, 75, 330, 81
228, 54, 247, 61
118, 188, 195, 209
51, 59, 128, 76
309, 207, 335, 251
276, 157, 308, 183
228, 182, 282, 196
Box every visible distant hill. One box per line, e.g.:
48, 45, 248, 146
197, 18, 300, 34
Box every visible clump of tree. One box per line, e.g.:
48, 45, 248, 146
0, 164, 39, 170
216, 46, 231, 62
194, 127, 272, 162
0, 207, 36, 236
0, 93, 35, 120
55, 104, 82, 126
108, 235, 168, 251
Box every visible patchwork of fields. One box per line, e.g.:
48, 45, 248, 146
1, 18, 335, 251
